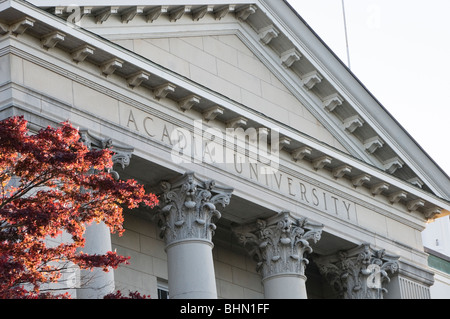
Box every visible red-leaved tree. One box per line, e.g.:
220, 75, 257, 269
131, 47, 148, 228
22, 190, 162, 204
0, 116, 158, 299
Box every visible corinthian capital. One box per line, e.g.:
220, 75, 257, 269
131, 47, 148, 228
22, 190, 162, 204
316, 243, 399, 299
157, 172, 233, 247
79, 130, 133, 180
233, 211, 323, 279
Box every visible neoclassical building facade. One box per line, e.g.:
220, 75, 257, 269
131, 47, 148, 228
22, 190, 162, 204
1, 0, 449, 299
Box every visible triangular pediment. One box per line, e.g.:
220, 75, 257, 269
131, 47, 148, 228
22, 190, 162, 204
35, 1, 447, 199
2, 0, 449, 218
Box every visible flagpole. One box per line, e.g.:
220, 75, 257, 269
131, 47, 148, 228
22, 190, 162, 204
341, 0, 351, 69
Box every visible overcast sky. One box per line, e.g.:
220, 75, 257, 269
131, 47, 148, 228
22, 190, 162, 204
287, 0, 450, 177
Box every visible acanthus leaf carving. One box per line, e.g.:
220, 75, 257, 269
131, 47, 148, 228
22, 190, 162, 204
315, 243, 399, 299
233, 211, 323, 279
157, 172, 233, 247
79, 130, 133, 180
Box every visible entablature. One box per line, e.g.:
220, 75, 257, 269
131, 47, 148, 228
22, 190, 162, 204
1, 0, 449, 222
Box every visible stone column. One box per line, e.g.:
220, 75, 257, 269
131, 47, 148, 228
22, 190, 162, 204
157, 172, 233, 299
77, 132, 133, 299
315, 243, 399, 299
77, 221, 115, 299
233, 211, 323, 299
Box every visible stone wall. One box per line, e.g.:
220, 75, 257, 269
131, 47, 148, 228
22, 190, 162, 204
111, 211, 264, 299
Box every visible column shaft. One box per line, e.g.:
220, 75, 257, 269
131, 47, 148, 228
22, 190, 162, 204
77, 222, 115, 299
77, 131, 133, 299
167, 241, 217, 299
263, 274, 307, 299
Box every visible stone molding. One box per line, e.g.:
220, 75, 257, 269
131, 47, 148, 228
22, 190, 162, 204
316, 243, 400, 299
233, 211, 323, 280
157, 172, 233, 248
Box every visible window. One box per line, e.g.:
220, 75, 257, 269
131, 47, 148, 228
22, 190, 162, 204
157, 280, 169, 299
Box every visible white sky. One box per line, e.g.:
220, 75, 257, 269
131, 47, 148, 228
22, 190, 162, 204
287, 0, 450, 177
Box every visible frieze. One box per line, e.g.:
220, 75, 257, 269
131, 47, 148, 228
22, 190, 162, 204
122, 106, 358, 224
121, 108, 357, 223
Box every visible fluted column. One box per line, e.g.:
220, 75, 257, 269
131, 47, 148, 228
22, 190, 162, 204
233, 211, 323, 299
315, 243, 400, 299
157, 172, 233, 299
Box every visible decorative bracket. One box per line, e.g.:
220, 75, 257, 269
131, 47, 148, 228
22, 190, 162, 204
236, 5, 258, 21
389, 191, 408, 204
292, 146, 312, 162
121, 6, 145, 23
371, 182, 389, 196
280, 48, 301, 68
313, 155, 332, 170
214, 5, 236, 20
96, 7, 119, 24
11, 17, 35, 36
169, 6, 192, 22
178, 95, 200, 112
127, 71, 150, 88
333, 165, 352, 179
146, 6, 169, 23
407, 177, 423, 188
323, 93, 344, 112
343, 115, 364, 133
0, 23, 8, 35
352, 174, 371, 188
258, 25, 279, 45
203, 106, 224, 122
279, 136, 291, 150
383, 157, 404, 174
407, 198, 425, 212
226, 116, 248, 129
425, 207, 442, 220
72, 45, 95, 63
101, 58, 123, 76
364, 136, 384, 154
192, 5, 214, 21
302, 71, 323, 90
41, 31, 66, 50
154, 83, 176, 100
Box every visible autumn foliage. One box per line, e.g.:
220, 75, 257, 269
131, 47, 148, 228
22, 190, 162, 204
0, 116, 158, 298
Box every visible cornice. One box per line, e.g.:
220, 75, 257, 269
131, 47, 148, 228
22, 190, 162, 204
265, 0, 450, 200
0, 0, 449, 221
37, 0, 445, 201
